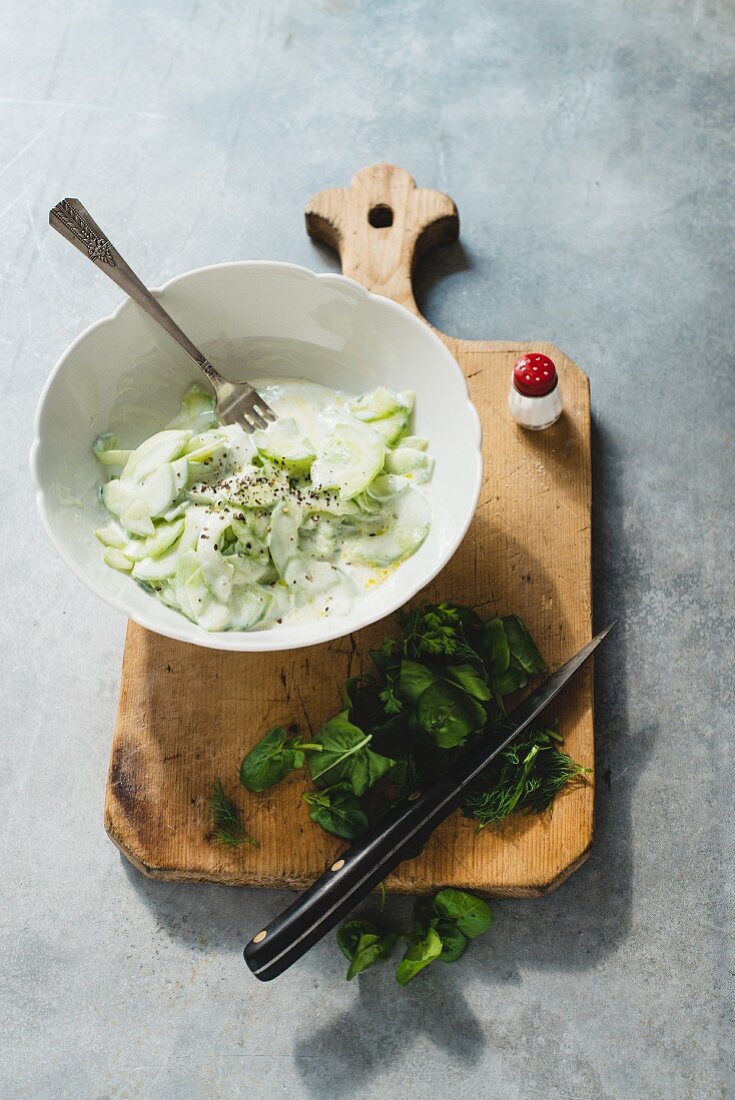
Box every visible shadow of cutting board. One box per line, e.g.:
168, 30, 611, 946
105, 164, 593, 897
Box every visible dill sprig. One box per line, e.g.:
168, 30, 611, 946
461, 727, 590, 829
210, 778, 259, 847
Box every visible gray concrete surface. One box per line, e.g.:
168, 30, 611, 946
2, 0, 733, 1096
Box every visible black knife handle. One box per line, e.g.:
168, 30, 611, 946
244, 777, 460, 981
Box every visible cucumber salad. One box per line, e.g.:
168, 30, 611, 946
93, 379, 434, 632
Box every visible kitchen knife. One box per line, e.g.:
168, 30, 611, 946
244, 623, 614, 981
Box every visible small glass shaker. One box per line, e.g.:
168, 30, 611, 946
508, 353, 564, 430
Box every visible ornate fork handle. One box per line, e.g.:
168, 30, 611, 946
49, 198, 225, 384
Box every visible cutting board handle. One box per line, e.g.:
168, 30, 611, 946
305, 163, 459, 316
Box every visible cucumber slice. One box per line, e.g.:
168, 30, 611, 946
384, 447, 435, 484
199, 547, 235, 603
119, 499, 155, 537
268, 499, 303, 576
94, 521, 128, 549
121, 429, 192, 482
348, 387, 414, 421
122, 518, 185, 562
230, 555, 273, 585
183, 430, 227, 460
229, 587, 272, 630
196, 513, 236, 602
398, 435, 428, 452
185, 569, 213, 618
351, 487, 430, 567
311, 421, 385, 500
101, 478, 135, 517
196, 597, 231, 632
139, 464, 176, 517
253, 417, 315, 476
366, 474, 410, 502
173, 550, 202, 619
171, 457, 189, 493
230, 516, 268, 554
282, 557, 355, 617
188, 464, 288, 509
162, 500, 190, 522
103, 547, 133, 572
93, 433, 131, 467
368, 408, 409, 445
131, 543, 181, 582
298, 514, 343, 560
168, 385, 218, 431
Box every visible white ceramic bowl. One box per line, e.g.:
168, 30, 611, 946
31, 262, 482, 651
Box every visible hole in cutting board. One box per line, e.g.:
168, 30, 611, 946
368, 203, 394, 228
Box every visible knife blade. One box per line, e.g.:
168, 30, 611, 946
244, 622, 614, 981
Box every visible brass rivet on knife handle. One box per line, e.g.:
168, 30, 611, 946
330, 859, 345, 872
408, 790, 422, 802
252, 930, 267, 943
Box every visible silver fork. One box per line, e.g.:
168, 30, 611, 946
49, 198, 277, 432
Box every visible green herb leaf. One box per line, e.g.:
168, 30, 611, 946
461, 726, 589, 827
396, 924, 443, 985
337, 920, 396, 980
501, 615, 545, 675
308, 713, 395, 796
433, 888, 494, 938
478, 617, 510, 676
379, 674, 404, 716
209, 778, 259, 847
434, 917, 469, 962
303, 785, 369, 839
416, 681, 486, 748
337, 919, 375, 960
239, 726, 310, 792
399, 603, 464, 659
442, 663, 492, 702
398, 659, 439, 704
493, 656, 529, 697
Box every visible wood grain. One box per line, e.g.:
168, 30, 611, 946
105, 164, 593, 896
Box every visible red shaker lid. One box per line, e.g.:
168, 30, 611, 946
513, 353, 558, 397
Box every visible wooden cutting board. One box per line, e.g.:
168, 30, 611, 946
105, 164, 593, 897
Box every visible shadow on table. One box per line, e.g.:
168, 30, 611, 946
121, 416, 652, 1097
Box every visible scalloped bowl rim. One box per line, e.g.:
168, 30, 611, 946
30, 260, 483, 652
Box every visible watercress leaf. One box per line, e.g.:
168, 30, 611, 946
337, 919, 378, 961
303, 785, 369, 839
494, 656, 528, 696
396, 924, 443, 985
416, 682, 486, 748
309, 713, 395, 796
349, 745, 397, 797
501, 615, 545, 675
240, 727, 304, 792
442, 663, 492, 702
479, 617, 510, 676
433, 888, 494, 938
398, 660, 439, 704
435, 918, 469, 962
346, 931, 397, 980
